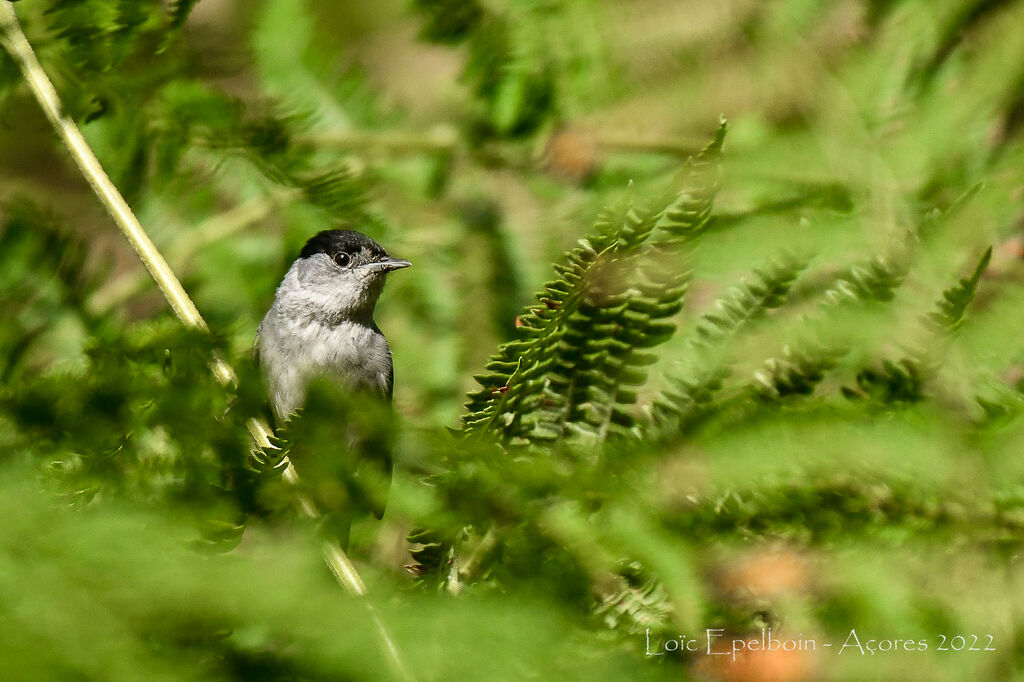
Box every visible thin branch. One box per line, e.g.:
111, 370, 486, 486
0, 8, 412, 680
86, 195, 277, 315
596, 133, 705, 157
297, 126, 458, 155
301, 128, 705, 159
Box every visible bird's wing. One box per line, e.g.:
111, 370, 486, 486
384, 362, 394, 402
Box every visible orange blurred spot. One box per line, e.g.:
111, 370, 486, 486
544, 127, 599, 184
695, 637, 815, 682
717, 548, 810, 600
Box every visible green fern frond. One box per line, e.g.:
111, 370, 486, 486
295, 165, 372, 223
147, 80, 376, 226
250, 428, 290, 476
649, 254, 808, 432
974, 377, 1024, 424
533, 240, 681, 442
773, 249, 914, 402
167, 0, 200, 30
44, 0, 165, 73
753, 345, 846, 400
655, 121, 727, 246
842, 247, 992, 407
461, 238, 614, 439
406, 526, 457, 587
649, 367, 732, 432
0, 200, 108, 381
414, 0, 613, 136
594, 561, 674, 634
926, 247, 991, 333
462, 123, 727, 443
841, 358, 924, 404
253, 0, 398, 132
821, 251, 909, 306
691, 254, 809, 351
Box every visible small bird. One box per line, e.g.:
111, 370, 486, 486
256, 229, 411, 421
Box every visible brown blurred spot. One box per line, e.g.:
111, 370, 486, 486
543, 127, 600, 185
716, 548, 811, 601
998, 235, 1024, 261
695, 634, 816, 682
987, 234, 1024, 279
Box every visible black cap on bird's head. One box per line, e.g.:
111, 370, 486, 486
300, 229, 411, 273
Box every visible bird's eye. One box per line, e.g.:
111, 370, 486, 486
333, 252, 351, 267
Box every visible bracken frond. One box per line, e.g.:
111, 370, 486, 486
461, 122, 727, 444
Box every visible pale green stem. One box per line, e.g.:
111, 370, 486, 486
596, 133, 704, 157
297, 126, 459, 155
0, 8, 412, 680
86, 195, 277, 315
303, 127, 704, 159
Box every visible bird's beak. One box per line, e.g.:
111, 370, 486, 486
366, 258, 412, 273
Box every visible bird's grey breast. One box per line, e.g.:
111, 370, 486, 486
257, 309, 393, 420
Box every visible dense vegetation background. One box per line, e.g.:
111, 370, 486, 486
3, 0, 1024, 679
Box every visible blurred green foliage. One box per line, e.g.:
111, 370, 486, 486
3, 0, 1024, 679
